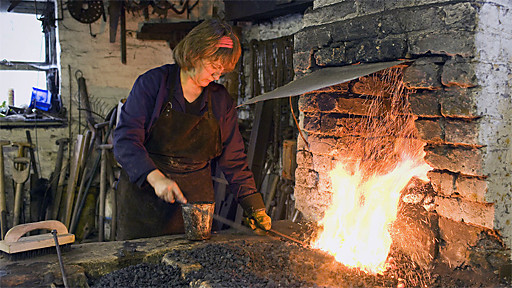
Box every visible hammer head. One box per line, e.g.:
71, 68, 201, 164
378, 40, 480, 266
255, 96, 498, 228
55, 138, 70, 146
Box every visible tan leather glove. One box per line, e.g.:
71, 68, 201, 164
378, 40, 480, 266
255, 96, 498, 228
244, 209, 272, 231
239, 193, 272, 231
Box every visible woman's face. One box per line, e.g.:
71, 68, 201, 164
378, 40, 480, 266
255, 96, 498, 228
190, 60, 224, 87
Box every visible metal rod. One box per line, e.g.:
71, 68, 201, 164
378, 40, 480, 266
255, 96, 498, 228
0, 141, 10, 239
51, 229, 69, 288
182, 203, 308, 247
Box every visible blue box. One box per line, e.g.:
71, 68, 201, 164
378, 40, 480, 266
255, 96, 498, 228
31, 87, 51, 111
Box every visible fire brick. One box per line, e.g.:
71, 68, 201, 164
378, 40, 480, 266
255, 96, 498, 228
439, 87, 479, 118
294, 185, 330, 222
315, 46, 351, 67
336, 97, 376, 115
425, 145, 484, 176
299, 93, 320, 113
312, 154, 335, 173
316, 93, 338, 112
408, 90, 441, 117
435, 196, 494, 229
294, 27, 331, 53
403, 60, 442, 90
415, 119, 443, 142
317, 171, 333, 193
352, 76, 393, 98
441, 56, 477, 88
390, 203, 437, 269
455, 175, 488, 203
320, 114, 364, 136
303, 112, 321, 132
303, 0, 356, 27
428, 170, 456, 197
307, 134, 338, 155
438, 216, 486, 268
445, 119, 480, 145
408, 30, 476, 57
296, 150, 313, 167
294, 168, 319, 188
293, 51, 314, 76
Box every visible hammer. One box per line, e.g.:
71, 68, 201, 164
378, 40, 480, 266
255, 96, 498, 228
0, 141, 10, 239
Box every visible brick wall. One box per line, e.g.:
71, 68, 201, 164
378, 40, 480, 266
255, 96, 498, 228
293, 0, 511, 267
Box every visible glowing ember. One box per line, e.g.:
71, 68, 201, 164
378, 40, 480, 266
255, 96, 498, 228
309, 67, 433, 274
311, 155, 431, 274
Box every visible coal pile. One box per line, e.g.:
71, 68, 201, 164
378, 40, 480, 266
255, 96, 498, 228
90, 239, 410, 287
90, 237, 511, 287
90, 263, 187, 287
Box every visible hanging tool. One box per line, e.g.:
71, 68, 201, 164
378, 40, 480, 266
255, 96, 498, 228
12, 157, 31, 226
120, 1, 126, 64
108, 0, 121, 42
67, 0, 104, 24
0, 141, 11, 239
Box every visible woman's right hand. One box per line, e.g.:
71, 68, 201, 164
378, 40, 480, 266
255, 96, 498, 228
147, 170, 187, 204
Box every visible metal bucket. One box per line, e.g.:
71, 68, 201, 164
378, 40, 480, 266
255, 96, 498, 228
181, 202, 215, 240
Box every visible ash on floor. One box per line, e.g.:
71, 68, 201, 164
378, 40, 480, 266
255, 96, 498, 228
90, 239, 508, 288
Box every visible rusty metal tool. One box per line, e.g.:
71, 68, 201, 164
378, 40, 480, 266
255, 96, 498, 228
0, 141, 11, 239
267, 228, 308, 247
183, 203, 308, 247
51, 229, 69, 288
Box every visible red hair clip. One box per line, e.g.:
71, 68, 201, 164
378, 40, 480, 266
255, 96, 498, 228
217, 36, 233, 48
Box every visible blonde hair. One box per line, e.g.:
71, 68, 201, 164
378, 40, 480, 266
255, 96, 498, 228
173, 19, 241, 73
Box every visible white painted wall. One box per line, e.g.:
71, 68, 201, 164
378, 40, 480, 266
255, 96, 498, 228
474, 0, 512, 256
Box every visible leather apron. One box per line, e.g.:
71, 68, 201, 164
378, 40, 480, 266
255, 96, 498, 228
116, 86, 222, 240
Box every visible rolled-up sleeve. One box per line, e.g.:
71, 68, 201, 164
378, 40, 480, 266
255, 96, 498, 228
113, 68, 167, 187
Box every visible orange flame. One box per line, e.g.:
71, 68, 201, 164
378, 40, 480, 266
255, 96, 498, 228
308, 67, 433, 273
312, 153, 432, 274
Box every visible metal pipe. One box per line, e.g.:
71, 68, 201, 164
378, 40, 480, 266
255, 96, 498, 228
51, 229, 69, 288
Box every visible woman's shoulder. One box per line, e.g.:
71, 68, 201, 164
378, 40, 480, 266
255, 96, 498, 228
139, 64, 176, 80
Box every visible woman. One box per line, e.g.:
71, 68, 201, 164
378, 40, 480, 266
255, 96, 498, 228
113, 19, 271, 240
